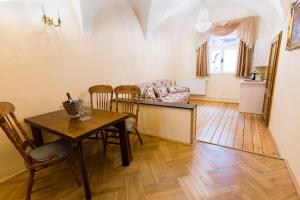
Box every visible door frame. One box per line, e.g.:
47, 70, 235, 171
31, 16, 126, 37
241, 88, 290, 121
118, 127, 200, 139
263, 31, 282, 126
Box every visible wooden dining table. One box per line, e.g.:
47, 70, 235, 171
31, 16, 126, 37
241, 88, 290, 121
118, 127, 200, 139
24, 109, 131, 200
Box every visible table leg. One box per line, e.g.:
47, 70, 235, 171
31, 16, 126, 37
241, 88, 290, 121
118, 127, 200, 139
115, 120, 131, 166
31, 126, 44, 146
77, 141, 91, 200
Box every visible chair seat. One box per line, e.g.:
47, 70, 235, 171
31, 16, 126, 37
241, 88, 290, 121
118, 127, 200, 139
104, 120, 135, 132
29, 139, 73, 161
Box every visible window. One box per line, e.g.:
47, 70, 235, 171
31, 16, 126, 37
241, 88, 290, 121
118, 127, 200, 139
209, 32, 239, 74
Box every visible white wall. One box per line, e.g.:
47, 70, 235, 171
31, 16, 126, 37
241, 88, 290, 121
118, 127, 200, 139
269, 0, 300, 189
0, 0, 176, 180
170, 13, 270, 103
204, 75, 241, 102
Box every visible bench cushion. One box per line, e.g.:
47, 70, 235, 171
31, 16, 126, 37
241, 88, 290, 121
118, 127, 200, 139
161, 92, 190, 104
105, 120, 135, 132
29, 139, 73, 161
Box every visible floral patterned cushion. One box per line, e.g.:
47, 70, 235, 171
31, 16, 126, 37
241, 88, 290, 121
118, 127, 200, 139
138, 80, 190, 103
153, 79, 172, 88
154, 86, 169, 98
161, 92, 190, 104
145, 86, 157, 99
138, 82, 154, 98
169, 85, 190, 93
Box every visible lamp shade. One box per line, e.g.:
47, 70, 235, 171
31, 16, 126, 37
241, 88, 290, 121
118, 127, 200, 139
194, 20, 212, 32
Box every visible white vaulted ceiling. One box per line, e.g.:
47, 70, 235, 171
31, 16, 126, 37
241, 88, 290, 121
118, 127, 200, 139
71, 0, 286, 37
71, 0, 103, 37
1, 0, 285, 37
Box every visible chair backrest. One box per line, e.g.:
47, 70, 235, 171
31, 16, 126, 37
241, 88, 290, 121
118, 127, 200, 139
114, 85, 141, 122
89, 85, 113, 111
0, 102, 35, 166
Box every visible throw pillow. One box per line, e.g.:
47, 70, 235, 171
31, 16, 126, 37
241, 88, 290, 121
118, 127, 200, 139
179, 86, 190, 93
168, 85, 190, 93
145, 86, 157, 99
154, 79, 172, 88
154, 86, 169, 98
168, 86, 179, 93
138, 84, 148, 98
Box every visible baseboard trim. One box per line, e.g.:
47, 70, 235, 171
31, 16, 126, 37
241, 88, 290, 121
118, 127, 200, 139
285, 159, 300, 196
0, 170, 27, 184
268, 129, 300, 196
267, 127, 283, 158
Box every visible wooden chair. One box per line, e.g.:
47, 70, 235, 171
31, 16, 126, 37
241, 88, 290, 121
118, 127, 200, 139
88, 85, 113, 154
89, 85, 113, 111
0, 102, 81, 200
103, 85, 143, 154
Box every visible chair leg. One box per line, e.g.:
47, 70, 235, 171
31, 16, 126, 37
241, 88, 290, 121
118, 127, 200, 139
26, 169, 35, 200
128, 134, 133, 161
67, 158, 82, 187
135, 128, 143, 145
102, 132, 107, 155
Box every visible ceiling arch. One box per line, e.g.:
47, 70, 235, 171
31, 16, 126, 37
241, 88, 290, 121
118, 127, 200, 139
127, 0, 285, 38
71, 0, 103, 37
127, 0, 152, 35
72, 0, 285, 38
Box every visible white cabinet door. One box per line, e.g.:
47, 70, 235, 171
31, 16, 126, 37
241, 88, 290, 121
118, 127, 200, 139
239, 82, 266, 114
253, 38, 272, 67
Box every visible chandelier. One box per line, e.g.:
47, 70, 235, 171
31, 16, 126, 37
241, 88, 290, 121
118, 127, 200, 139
194, 0, 212, 32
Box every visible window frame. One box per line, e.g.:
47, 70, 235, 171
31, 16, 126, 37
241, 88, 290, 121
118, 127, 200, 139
208, 34, 240, 75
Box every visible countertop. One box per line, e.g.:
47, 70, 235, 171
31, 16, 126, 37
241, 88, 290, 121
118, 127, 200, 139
240, 79, 266, 85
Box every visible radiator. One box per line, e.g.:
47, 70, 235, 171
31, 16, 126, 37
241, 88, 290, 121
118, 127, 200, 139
176, 79, 207, 95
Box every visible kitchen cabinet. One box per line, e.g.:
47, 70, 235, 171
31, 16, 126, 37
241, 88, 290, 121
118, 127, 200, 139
253, 38, 272, 67
239, 80, 266, 114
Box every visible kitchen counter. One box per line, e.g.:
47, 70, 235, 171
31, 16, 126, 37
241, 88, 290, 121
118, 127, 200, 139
239, 79, 266, 114
240, 79, 266, 85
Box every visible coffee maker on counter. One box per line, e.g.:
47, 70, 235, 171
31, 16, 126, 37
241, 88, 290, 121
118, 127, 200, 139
250, 71, 259, 80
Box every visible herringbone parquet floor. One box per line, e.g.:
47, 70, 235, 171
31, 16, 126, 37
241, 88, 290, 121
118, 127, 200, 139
0, 135, 299, 200
195, 101, 280, 158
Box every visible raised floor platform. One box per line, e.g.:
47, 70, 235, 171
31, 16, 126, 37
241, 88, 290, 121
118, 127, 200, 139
113, 99, 197, 145
195, 101, 280, 158
138, 100, 197, 145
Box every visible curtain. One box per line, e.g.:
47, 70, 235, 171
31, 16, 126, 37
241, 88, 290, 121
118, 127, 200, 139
195, 16, 257, 77
210, 19, 240, 36
236, 41, 253, 77
237, 17, 257, 49
197, 16, 257, 48
196, 42, 209, 77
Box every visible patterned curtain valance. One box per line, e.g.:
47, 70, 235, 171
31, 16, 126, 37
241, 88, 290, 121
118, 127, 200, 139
210, 20, 240, 36
197, 16, 258, 49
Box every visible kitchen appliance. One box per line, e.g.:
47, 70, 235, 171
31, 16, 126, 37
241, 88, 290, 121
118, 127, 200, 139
250, 71, 259, 80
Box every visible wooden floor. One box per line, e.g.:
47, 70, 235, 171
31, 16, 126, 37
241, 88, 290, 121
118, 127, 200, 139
0, 135, 299, 200
195, 101, 280, 158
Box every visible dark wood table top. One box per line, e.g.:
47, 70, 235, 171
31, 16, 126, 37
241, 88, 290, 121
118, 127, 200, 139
24, 109, 129, 141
